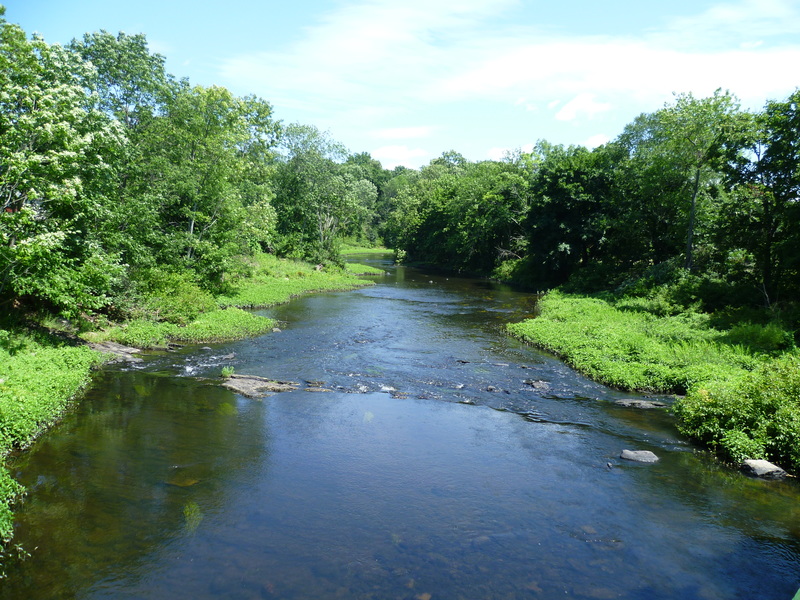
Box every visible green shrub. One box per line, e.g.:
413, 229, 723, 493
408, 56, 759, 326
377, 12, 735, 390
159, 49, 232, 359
137, 269, 217, 325
675, 354, 800, 470
107, 319, 177, 348
723, 322, 794, 353
507, 291, 759, 395
0, 468, 23, 544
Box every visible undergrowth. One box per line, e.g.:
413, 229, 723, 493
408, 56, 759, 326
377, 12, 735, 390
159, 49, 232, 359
216, 253, 372, 309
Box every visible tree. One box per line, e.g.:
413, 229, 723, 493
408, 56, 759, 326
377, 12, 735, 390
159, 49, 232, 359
722, 91, 800, 305
68, 29, 172, 269
69, 30, 168, 130
0, 12, 125, 316
523, 142, 616, 285
652, 90, 746, 271
272, 125, 376, 262
140, 83, 279, 283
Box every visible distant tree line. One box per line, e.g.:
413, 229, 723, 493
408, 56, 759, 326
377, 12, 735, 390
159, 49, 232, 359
384, 90, 800, 319
2, 6, 799, 325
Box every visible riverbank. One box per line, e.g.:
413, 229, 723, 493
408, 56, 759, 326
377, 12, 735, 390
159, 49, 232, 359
0, 253, 378, 543
507, 291, 800, 473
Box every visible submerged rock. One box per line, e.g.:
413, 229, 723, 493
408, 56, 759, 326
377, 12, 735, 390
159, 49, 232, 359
615, 399, 667, 409
522, 379, 550, 392
221, 374, 299, 398
741, 459, 787, 480
620, 449, 659, 463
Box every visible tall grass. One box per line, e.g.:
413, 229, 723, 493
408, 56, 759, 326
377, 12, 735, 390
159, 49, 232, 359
87, 253, 375, 349
216, 253, 373, 308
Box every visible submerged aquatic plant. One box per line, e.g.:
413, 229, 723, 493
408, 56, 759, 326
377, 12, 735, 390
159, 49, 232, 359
183, 501, 203, 534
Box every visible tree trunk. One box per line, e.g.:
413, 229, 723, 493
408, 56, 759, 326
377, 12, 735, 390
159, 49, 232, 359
684, 168, 701, 271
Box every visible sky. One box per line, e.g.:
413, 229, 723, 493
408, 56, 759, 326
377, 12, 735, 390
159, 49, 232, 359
6, 0, 800, 169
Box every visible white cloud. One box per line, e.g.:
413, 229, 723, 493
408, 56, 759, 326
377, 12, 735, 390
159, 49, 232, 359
555, 93, 612, 122
582, 134, 611, 149
486, 147, 509, 161
216, 0, 800, 167
486, 142, 535, 161
371, 145, 430, 170
661, 0, 800, 48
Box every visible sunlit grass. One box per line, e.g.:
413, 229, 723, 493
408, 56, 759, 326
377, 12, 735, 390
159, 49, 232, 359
343, 262, 385, 276
216, 253, 372, 308
339, 243, 391, 255
508, 290, 800, 473
507, 291, 761, 394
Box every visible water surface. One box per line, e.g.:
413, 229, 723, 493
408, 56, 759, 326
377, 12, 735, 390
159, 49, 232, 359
3, 256, 799, 599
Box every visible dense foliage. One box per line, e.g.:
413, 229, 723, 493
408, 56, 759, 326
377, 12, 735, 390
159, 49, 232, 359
508, 293, 800, 472
0, 10, 383, 324
5, 6, 796, 327
385, 91, 800, 315
507, 291, 762, 394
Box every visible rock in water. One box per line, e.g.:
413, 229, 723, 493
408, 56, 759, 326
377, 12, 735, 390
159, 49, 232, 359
221, 374, 299, 398
615, 399, 667, 409
89, 341, 143, 363
620, 449, 659, 463
741, 459, 786, 480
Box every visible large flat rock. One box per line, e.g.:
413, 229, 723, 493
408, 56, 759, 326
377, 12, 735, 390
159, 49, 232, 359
89, 341, 143, 363
222, 374, 299, 398
742, 459, 787, 480
620, 449, 660, 463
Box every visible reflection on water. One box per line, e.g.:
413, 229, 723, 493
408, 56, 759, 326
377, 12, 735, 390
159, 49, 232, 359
3, 256, 800, 599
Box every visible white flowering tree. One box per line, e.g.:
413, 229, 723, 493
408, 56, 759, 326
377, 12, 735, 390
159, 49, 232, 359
0, 9, 125, 316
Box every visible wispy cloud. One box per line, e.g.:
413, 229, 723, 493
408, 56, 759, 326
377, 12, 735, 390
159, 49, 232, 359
555, 93, 612, 122
372, 126, 435, 140
218, 0, 800, 166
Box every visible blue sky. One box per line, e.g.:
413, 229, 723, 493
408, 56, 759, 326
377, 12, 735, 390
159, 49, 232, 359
7, 0, 800, 168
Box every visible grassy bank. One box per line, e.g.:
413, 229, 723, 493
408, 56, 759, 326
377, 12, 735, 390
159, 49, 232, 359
81, 253, 376, 349
0, 329, 105, 543
0, 253, 376, 543
507, 291, 800, 472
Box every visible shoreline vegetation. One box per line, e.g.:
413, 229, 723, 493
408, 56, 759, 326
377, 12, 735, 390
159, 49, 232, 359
508, 291, 800, 475
0, 252, 381, 544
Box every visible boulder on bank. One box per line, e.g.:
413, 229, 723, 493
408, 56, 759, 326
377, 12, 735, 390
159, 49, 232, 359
620, 449, 659, 463
222, 374, 299, 398
741, 459, 786, 480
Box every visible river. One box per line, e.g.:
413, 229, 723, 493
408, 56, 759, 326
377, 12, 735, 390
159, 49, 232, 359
2, 255, 799, 599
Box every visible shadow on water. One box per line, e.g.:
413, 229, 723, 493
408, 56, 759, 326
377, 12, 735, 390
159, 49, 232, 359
3, 371, 270, 597
2, 255, 800, 599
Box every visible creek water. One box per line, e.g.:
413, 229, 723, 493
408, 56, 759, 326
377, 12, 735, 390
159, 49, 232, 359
2, 255, 800, 599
